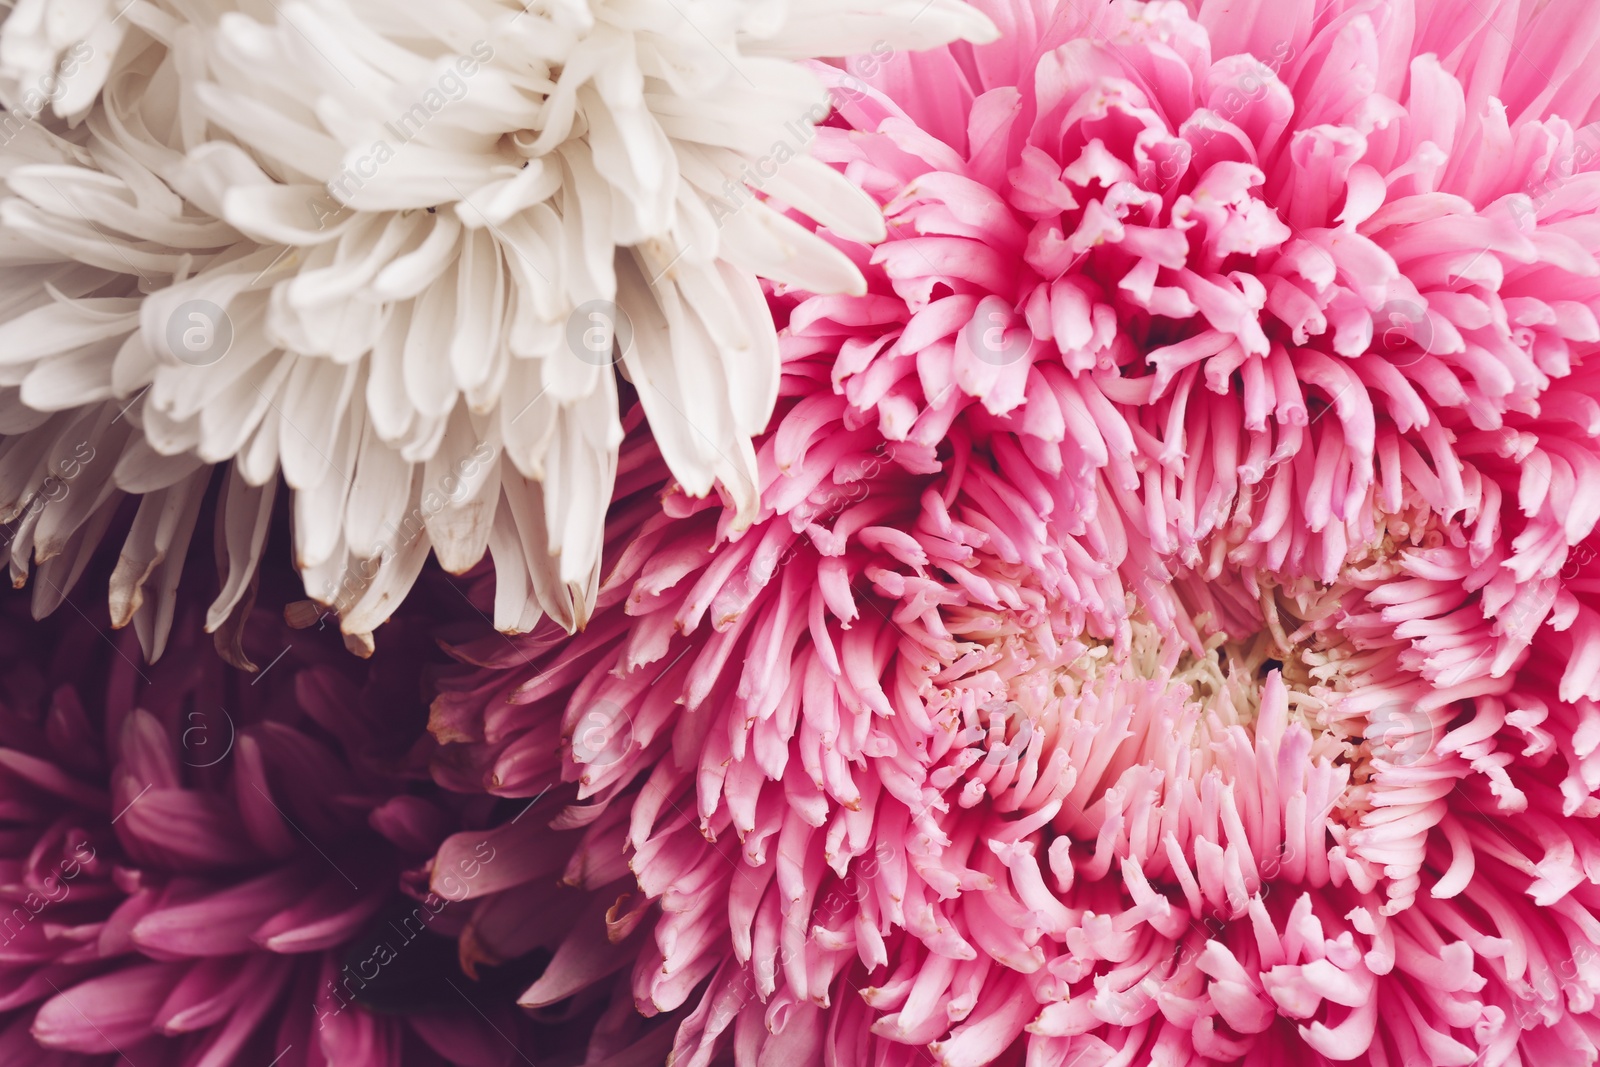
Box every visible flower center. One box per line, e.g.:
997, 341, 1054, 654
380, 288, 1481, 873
913, 552, 1429, 901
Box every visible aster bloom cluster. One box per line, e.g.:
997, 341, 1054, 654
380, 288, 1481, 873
425, 0, 1600, 1064
0, 550, 579, 1067
5, 0, 1600, 1065
0, 0, 996, 658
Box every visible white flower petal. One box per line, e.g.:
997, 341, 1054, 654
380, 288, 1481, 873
719, 199, 869, 295
421, 405, 499, 574
345, 417, 415, 560
206, 466, 277, 631
277, 357, 358, 490
112, 435, 206, 494
0, 0, 996, 647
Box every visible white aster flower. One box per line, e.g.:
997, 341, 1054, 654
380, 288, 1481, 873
0, 0, 997, 658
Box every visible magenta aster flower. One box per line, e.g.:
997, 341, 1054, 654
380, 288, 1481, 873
428, 0, 1600, 1064
0, 551, 584, 1066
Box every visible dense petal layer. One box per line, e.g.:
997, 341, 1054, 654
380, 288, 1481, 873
432, 1, 1600, 1064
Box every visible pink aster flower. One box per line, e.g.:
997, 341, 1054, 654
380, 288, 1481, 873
0, 547, 587, 1067
426, 0, 1600, 1064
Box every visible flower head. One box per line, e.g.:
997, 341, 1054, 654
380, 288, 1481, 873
0, 0, 996, 656
0, 545, 577, 1066
430, 1, 1600, 1063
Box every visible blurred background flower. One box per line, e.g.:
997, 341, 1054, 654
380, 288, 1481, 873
0, 527, 603, 1066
